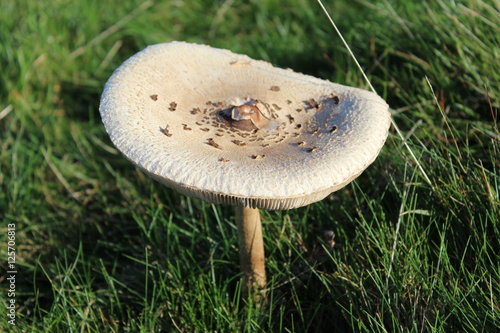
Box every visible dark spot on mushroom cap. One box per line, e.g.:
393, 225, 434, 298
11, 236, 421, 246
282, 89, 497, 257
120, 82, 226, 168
190, 107, 201, 114
329, 94, 340, 104
207, 138, 222, 149
306, 146, 317, 153
182, 124, 192, 130
169, 102, 177, 111
329, 125, 338, 133
232, 140, 247, 146
307, 98, 320, 110
162, 126, 172, 137
251, 154, 265, 160
150, 94, 158, 101
219, 157, 229, 162
270, 86, 280, 92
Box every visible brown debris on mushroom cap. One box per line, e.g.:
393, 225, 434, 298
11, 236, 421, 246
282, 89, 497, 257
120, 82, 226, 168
169, 102, 177, 111
308, 98, 320, 109
207, 138, 222, 149
100, 42, 391, 210
232, 140, 247, 146
162, 126, 173, 137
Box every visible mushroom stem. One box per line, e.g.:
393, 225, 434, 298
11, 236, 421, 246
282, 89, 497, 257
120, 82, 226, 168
235, 206, 267, 299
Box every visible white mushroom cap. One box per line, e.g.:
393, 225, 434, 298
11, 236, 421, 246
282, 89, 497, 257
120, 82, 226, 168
100, 42, 391, 210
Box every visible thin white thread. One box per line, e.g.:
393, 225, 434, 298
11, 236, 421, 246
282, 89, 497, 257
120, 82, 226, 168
317, 0, 434, 189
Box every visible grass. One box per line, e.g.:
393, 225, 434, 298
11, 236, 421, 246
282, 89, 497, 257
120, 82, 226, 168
0, 0, 498, 331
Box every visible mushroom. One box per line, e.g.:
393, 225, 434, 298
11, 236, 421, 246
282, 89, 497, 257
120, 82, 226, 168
99, 41, 391, 299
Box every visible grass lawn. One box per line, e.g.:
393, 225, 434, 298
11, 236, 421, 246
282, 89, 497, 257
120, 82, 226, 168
1, 0, 498, 332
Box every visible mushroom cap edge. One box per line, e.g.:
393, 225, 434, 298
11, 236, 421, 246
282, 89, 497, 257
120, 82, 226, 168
99, 41, 391, 210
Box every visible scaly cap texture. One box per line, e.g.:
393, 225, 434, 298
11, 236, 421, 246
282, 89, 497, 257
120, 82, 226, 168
100, 42, 391, 210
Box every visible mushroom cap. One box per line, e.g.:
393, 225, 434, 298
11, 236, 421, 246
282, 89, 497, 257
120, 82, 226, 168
100, 42, 391, 210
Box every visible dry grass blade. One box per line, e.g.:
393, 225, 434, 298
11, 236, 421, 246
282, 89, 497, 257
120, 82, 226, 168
317, 0, 435, 191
